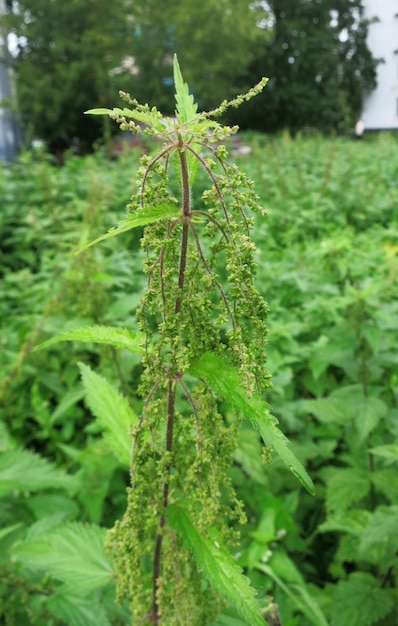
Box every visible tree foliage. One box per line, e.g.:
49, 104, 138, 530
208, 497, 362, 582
4, 0, 132, 150
3, 0, 264, 148
230, 0, 378, 133
3, 0, 378, 147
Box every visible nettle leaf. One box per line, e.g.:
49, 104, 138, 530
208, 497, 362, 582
331, 572, 394, 626
371, 468, 398, 502
303, 386, 386, 439
76, 204, 181, 253
301, 396, 350, 425
319, 509, 370, 535
214, 611, 250, 626
33, 325, 145, 355
0, 523, 23, 542
78, 363, 137, 466
325, 468, 370, 514
370, 444, 398, 463
167, 504, 265, 626
0, 449, 77, 497
354, 395, 387, 441
11, 523, 113, 591
84, 108, 113, 115
47, 588, 112, 626
173, 54, 198, 124
191, 353, 314, 495
359, 505, 398, 556
234, 426, 268, 486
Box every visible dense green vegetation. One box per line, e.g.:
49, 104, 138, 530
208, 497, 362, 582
1, 132, 398, 625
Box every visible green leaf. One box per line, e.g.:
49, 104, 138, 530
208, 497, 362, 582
86, 106, 165, 134
173, 54, 198, 124
26, 493, 79, 522
318, 509, 370, 536
326, 468, 370, 514
76, 203, 181, 253
47, 589, 112, 626
371, 469, 398, 502
302, 386, 387, 440
369, 444, 398, 463
0, 449, 77, 497
50, 386, 86, 425
331, 572, 394, 626
25, 513, 69, 540
167, 504, 266, 626
359, 505, 398, 555
33, 325, 146, 355
190, 353, 314, 495
78, 363, 137, 465
301, 397, 349, 425
234, 426, 268, 486
213, 613, 248, 626
0, 523, 23, 542
354, 395, 387, 441
84, 108, 113, 115
11, 523, 113, 591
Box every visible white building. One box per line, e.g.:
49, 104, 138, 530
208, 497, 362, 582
362, 0, 398, 130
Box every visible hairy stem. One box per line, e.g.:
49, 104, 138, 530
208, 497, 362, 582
151, 145, 191, 623
151, 378, 176, 623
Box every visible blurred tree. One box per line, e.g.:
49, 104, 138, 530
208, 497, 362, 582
229, 0, 377, 134
3, 0, 372, 145
2, 0, 268, 151
122, 0, 267, 113
3, 0, 131, 151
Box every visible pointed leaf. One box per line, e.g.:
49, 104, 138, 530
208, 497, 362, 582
167, 504, 266, 626
331, 572, 394, 626
173, 54, 198, 124
76, 204, 181, 253
190, 353, 314, 494
33, 326, 145, 355
325, 468, 370, 514
302, 386, 387, 440
359, 505, 398, 555
372, 469, 398, 502
48, 589, 112, 626
78, 363, 137, 465
0, 449, 77, 497
369, 444, 398, 463
11, 523, 113, 590
86, 106, 165, 134
0, 523, 23, 542
84, 108, 113, 115
354, 395, 387, 441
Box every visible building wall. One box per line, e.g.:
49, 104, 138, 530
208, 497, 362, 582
362, 0, 398, 130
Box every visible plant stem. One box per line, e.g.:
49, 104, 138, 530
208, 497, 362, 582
152, 378, 176, 623
151, 145, 191, 624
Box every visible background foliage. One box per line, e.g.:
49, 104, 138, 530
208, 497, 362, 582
2, 0, 378, 148
1, 131, 397, 624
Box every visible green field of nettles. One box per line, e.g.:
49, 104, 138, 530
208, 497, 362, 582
1, 132, 398, 626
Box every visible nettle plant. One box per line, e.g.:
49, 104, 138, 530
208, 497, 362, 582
40, 57, 313, 625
